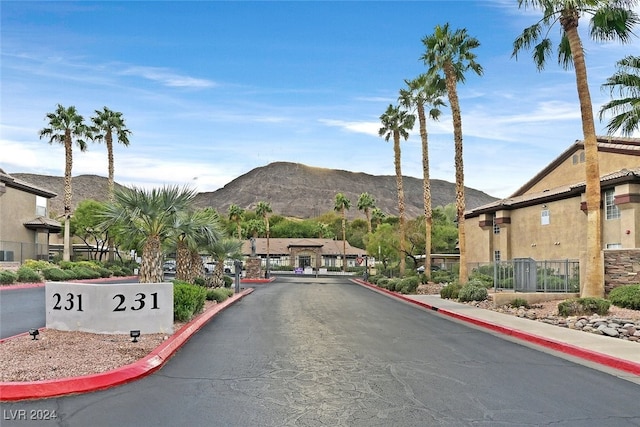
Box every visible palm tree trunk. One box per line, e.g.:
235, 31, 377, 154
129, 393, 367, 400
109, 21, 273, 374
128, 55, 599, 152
417, 103, 432, 274
106, 131, 116, 262
140, 235, 163, 283
445, 64, 467, 284
365, 209, 372, 234
63, 132, 73, 262
564, 23, 603, 297
394, 131, 406, 277
342, 208, 347, 272
175, 240, 191, 281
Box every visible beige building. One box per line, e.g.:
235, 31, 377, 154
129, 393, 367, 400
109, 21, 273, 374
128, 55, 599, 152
0, 169, 61, 264
465, 137, 640, 290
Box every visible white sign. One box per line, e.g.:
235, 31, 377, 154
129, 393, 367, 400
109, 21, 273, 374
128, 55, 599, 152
46, 282, 173, 334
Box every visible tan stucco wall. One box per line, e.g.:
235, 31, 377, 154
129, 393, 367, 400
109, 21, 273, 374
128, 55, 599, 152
0, 185, 37, 244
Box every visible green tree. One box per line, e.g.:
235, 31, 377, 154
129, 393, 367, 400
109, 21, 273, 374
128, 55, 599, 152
334, 193, 351, 272
365, 223, 399, 274
399, 72, 446, 275
371, 208, 386, 230
228, 204, 245, 239
421, 23, 483, 284
513, 0, 639, 297
100, 185, 197, 283
173, 208, 221, 283
90, 107, 131, 199
39, 104, 91, 261
206, 238, 243, 287
599, 55, 640, 136
379, 104, 415, 276
255, 201, 273, 277
356, 192, 376, 234
69, 199, 108, 261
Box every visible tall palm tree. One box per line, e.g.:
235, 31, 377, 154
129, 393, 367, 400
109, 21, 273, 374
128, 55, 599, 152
228, 204, 245, 239
357, 192, 375, 234
255, 201, 272, 278
206, 238, 243, 287
90, 107, 131, 199
371, 208, 386, 230
39, 104, 91, 261
334, 193, 351, 272
599, 55, 640, 137
399, 73, 446, 275
173, 208, 221, 282
379, 104, 415, 277
421, 23, 483, 284
513, 0, 639, 297
100, 185, 198, 283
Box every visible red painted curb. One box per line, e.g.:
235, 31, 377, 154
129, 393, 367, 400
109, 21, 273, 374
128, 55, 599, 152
353, 279, 640, 376
0, 288, 254, 401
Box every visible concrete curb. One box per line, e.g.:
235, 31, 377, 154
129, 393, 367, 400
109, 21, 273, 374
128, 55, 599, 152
0, 288, 254, 401
352, 279, 640, 376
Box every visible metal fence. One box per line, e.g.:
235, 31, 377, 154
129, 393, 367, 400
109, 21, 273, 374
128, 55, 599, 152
0, 241, 49, 264
469, 258, 580, 293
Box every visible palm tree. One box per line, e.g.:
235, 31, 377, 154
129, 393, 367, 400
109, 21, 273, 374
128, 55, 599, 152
421, 23, 483, 284
39, 104, 91, 262
379, 104, 415, 277
228, 204, 245, 239
371, 208, 386, 230
399, 73, 446, 275
206, 238, 243, 287
90, 107, 131, 199
100, 185, 198, 283
173, 208, 221, 283
357, 192, 376, 234
255, 201, 272, 278
513, 0, 639, 297
334, 193, 351, 272
599, 55, 640, 137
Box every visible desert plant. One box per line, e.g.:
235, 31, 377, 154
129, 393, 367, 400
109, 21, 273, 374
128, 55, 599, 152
0, 270, 18, 285
43, 267, 76, 281
509, 298, 530, 309
377, 278, 390, 289
458, 280, 488, 302
608, 284, 640, 310
557, 297, 610, 317
173, 281, 208, 322
399, 276, 420, 294
16, 266, 42, 283
206, 287, 234, 303
440, 282, 462, 299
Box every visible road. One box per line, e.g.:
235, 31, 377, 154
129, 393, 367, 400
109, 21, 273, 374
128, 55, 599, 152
0, 287, 45, 339
1, 277, 639, 426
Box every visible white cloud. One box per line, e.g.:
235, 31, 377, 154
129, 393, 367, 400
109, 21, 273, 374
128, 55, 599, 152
118, 66, 216, 89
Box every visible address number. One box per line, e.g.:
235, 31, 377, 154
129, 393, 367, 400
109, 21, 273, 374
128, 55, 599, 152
112, 292, 160, 312
52, 293, 84, 311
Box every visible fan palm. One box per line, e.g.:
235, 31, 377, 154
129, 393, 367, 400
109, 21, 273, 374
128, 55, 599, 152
357, 192, 375, 234
421, 23, 483, 284
206, 238, 243, 287
513, 0, 639, 297
90, 107, 131, 199
39, 104, 91, 261
173, 208, 222, 282
599, 55, 640, 137
334, 193, 351, 272
379, 104, 415, 276
228, 204, 245, 239
399, 73, 446, 275
255, 201, 272, 277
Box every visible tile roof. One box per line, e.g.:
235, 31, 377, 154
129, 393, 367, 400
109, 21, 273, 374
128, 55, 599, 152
242, 238, 365, 256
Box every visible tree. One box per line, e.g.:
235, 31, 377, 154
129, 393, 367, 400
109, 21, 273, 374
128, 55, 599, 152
356, 192, 376, 233
371, 208, 386, 230
513, 0, 639, 297
69, 199, 109, 261
379, 104, 415, 276
255, 201, 272, 277
365, 223, 399, 274
173, 208, 221, 283
334, 193, 351, 272
228, 204, 245, 239
421, 23, 483, 284
39, 104, 91, 261
399, 73, 446, 275
206, 238, 243, 287
599, 55, 640, 136
100, 185, 198, 283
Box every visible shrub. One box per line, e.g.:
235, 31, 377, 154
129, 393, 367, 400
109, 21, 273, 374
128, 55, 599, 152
468, 272, 493, 287
432, 270, 455, 284
557, 297, 610, 317
222, 275, 233, 288
387, 278, 402, 292
509, 298, 530, 309
440, 282, 462, 299
71, 266, 101, 279
96, 267, 112, 278
192, 277, 206, 287
43, 267, 75, 281
458, 280, 489, 302
399, 276, 420, 294
377, 278, 389, 289
608, 284, 640, 310
206, 287, 234, 302
0, 270, 18, 285
22, 259, 55, 272
173, 282, 207, 322
16, 266, 42, 283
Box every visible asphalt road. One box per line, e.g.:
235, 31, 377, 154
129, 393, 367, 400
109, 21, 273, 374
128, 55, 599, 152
2, 277, 640, 426
0, 287, 45, 339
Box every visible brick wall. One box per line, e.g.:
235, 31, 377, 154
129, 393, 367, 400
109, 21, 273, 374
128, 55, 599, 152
604, 249, 640, 293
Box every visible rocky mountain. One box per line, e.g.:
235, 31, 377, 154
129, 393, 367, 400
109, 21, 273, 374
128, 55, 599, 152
12, 162, 498, 219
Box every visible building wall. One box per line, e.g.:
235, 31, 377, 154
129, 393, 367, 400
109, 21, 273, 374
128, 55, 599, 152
0, 185, 37, 244
604, 249, 640, 292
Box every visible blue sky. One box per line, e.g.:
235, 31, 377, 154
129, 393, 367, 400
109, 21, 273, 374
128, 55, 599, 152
1, 1, 638, 200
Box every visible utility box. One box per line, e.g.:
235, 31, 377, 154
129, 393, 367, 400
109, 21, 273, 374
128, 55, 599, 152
514, 258, 537, 292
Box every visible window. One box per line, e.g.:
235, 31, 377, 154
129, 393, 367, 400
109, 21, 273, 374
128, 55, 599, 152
493, 251, 501, 262
605, 190, 620, 220
493, 215, 500, 234
541, 209, 550, 225
606, 243, 622, 249
36, 196, 47, 217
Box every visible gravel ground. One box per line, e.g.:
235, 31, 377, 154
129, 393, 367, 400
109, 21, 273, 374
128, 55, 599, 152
2, 287, 639, 383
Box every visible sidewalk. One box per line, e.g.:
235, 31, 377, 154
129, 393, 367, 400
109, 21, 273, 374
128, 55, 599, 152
353, 279, 640, 378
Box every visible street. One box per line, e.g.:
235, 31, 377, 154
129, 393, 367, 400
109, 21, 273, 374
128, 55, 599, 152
1, 277, 639, 426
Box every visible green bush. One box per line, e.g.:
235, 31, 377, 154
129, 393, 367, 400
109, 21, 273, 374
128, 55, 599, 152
192, 277, 206, 286
43, 267, 76, 281
468, 272, 493, 287
458, 280, 489, 302
557, 297, 610, 317
440, 282, 462, 299
509, 298, 530, 309
97, 267, 112, 278
206, 287, 234, 302
173, 282, 207, 322
377, 278, 389, 289
222, 275, 233, 288
432, 270, 455, 284
387, 278, 402, 292
22, 259, 55, 271
0, 270, 18, 284
608, 284, 640, 310
71, 266, 101, 279
16, 266, 42, 283
399, 276, 420, 294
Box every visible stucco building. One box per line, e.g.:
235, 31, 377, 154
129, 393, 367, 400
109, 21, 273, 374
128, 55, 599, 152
464, 137, 640, 291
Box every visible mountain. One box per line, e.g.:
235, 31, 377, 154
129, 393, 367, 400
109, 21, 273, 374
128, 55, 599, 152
12, 162, 498, 219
